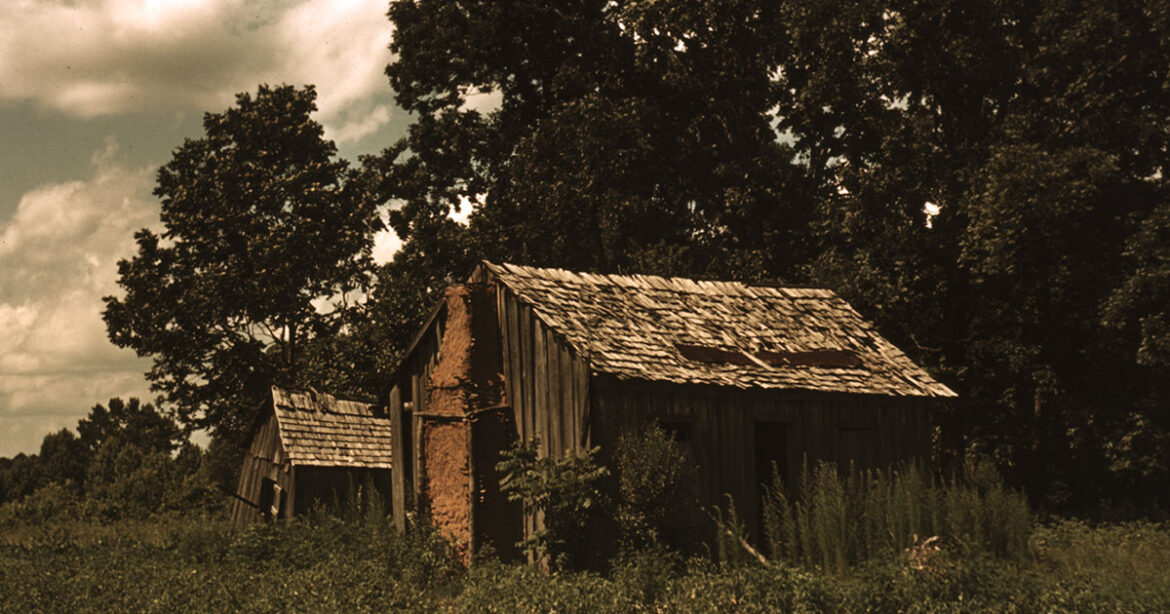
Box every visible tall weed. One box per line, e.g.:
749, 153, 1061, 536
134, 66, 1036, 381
760, 458, 1032, 570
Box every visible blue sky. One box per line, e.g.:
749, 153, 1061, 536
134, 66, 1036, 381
0, 0, 413, 456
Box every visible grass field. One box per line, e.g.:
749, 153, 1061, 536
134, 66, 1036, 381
2, 511, 1168, 613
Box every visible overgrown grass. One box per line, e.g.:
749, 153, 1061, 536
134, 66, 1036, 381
2, 458, 1167, 612
0, 510, 459, 613
3, 512, 1167, 612
760, 459, 1032, 572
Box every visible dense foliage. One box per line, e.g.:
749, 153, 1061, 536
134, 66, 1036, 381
376, 0, 1170, 509
613, 424, 697, 550
0, 398, 221, 519
14, 0, 1158, 530
760, 460, 1032, 572
102, 84, 380, 441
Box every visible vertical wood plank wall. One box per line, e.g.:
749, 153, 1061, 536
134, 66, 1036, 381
497, 289, 592, 460
388, 309, 445, 529
590, 380, 932, 542
389, 383, 406, 530
231, 411, 294, 528
496, 288, 592, 544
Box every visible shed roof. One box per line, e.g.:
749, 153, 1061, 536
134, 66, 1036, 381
480, 262, 955, 398
270, 386, 392, 468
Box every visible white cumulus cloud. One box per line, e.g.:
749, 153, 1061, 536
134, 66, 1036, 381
0, 141, 158, 456
0, 0, 396, 144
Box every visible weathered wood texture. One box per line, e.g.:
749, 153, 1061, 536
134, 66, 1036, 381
589, 378, 932, 544
388, 303, 445, 530
388, 284, 516, 560
469, 407, 521, 560
388, 262, 950, 558
231, 411, 293, 529
233, 386, 392, 529
497, 289, 592, 459
482, 261, 955, 398
271, 388, 391, 468
496, 287, 593, 547
389, 383, 406, 530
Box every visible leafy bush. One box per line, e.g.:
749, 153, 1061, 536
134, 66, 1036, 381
0, 481, 81, 526
496, 438, 609, 568
1030, 518, 1170, 610
609, 541, 684, 603
613, 423, 694, 549
451, 562, 620, 613
85, 444, 190, 519
711, 494, 765, 566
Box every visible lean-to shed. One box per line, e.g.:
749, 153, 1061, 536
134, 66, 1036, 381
231, 386, 392, 528
387, 262, 955, 559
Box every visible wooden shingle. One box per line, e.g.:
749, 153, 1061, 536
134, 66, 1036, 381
270, 386, 393, 468
482, 262, 955, 398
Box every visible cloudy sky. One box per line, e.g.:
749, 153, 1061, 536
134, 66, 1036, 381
0, 0, 412, 457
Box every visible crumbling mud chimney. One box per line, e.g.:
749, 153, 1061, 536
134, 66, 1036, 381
418, 283, 517, 564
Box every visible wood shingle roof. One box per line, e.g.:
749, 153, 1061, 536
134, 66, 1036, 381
271, 386, 392, 468
481, 262, 956, 398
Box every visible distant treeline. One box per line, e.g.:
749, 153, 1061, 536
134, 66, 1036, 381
0, 398, 235, 520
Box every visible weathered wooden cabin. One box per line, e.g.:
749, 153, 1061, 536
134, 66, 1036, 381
231, 386, 393, 528
387, 262, 955, 558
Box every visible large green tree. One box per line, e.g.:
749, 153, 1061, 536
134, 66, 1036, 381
377, 0, 1170, 506
104, 85, 379, 440
77, 397, 182, 457
782, 0, 1170, 502
369, 0, 815, 367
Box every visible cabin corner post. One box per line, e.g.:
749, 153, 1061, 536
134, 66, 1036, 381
389, 383, 406, 532
286, 466, 297, 521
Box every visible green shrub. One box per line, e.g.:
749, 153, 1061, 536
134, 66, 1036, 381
388, 514, 464, 589
318, 473, 390, 524
452, 562, 622, 613
0, 481, 81, 526
613, 423, 694, 549
496, 438, 609, 568
655, 559, 841, 613
609, 541, 684, 603
710, 494, 763, 566
2, 513, 1168, 612
1031, 518, 1170, 610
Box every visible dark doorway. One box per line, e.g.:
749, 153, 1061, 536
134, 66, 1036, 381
259, 478, 283, 520
753, 422, 789, 544
838, 427, 878, 472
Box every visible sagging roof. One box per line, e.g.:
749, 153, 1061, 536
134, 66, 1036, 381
271, 386, 392, 468
480, 262, 956, 398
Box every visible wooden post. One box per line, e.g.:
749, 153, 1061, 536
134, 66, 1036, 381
389, 384, 406, 531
